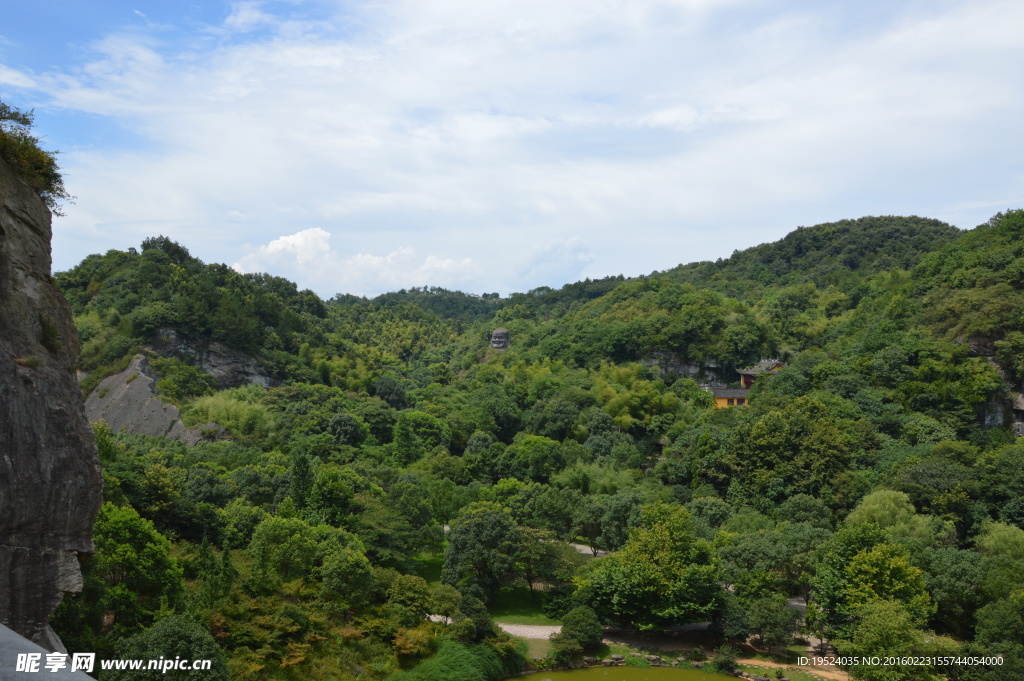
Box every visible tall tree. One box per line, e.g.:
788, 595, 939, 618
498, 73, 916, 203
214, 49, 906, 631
577, 502, 720, 629
442, 502, 522, 599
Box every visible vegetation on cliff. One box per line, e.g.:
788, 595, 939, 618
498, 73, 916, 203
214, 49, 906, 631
0, 97, 72, 214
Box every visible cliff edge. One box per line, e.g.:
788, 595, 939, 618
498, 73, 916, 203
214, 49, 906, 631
0, 157, 103, 648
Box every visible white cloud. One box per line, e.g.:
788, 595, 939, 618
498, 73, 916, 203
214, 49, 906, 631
0, 0, 1019, 295
235, 227, 333, 268
233, 228, 481, 297
223, 2, 276, 33
0, 64, 35, 88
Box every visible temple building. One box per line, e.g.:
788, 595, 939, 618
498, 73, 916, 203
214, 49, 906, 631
738, 358, 783, 388
705, 359, 784, 407
709, 387, 750, 407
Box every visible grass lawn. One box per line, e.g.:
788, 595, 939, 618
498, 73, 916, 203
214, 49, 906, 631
489, 586, 561, 625
524, 638, 553, 660
593, 642, 634, 658
411, 553, 444, 587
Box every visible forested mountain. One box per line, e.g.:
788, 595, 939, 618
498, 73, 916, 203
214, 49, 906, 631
51, 211, 1024, 681
659, 215, 963, 300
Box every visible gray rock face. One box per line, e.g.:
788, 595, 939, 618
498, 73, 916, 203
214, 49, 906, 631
0, 158, 103, 646
85, 354, 224, 445
641, 351, 720, 383
151, 327, 278, 389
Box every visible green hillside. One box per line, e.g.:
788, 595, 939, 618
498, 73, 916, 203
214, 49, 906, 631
51, 211, 1024, 681
660, 215, 962, 299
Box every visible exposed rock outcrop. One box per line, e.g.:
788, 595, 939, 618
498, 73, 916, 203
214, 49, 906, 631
0, 158, 103, 648
641, 351, 721, 384
150, 327, 278, 389
85, 354, 224, 445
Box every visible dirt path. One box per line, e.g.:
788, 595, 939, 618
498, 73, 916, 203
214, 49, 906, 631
568, 542, 610, 558
494, 622, 850, 680
495, 622, 560, 638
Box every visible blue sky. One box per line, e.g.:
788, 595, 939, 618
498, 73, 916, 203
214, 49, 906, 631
2, 0, 1023, 297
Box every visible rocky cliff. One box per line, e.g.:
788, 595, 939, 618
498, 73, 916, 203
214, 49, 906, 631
151, 327, 278, 389
85, 354, 223, 444
0, 158, 103, 649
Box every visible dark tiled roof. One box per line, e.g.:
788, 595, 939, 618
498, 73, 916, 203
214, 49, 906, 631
739, 358, 782, 376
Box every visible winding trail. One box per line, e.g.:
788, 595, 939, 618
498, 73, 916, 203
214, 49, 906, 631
493, 621, 849, 681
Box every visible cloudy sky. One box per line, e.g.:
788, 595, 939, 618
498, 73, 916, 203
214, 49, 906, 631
2, 1, 1022, 297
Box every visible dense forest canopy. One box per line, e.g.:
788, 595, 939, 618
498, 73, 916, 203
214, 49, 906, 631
50, 211, 1024, 681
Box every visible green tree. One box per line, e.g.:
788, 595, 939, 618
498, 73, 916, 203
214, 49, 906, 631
498, 434, 565, 483
247, 517, 319, 591
319, 545, 373, 608
306, 465, 372, 527
846, 489, 951, 547
976, 522, 1024, 563
247, 516, 362, 592
290, 453, 314, 509
450, 596, 495, 643
394, 410, 452, 464
925, 547, 984, 638
777, 521, 833, 600
442, 501, 522, 599
517, 527, 563, 592
974, 590, 1024, 647
845, 543, 934, 625
812, 523, 886, 638
724, 395, 872, 501
745, 596, 800, 652
91, 502, 184, 631
778, 494, 832, 529
106, 615, 229, 681
834, 600, 957, 681
388, 573, 432, 619
577, 502, 720, 629
430, 584, 463, 624
328, 412, 368, 446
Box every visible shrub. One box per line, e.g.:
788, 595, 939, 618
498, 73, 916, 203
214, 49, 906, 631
39, 316, 62, 353
559, 606, 603, 649
711, 645, 739, 673
0, 98, 73, 214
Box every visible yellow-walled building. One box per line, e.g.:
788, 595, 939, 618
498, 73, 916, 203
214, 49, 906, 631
709, 386, 751, 407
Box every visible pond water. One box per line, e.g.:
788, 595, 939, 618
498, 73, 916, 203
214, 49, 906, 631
514, 666, 733, 681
